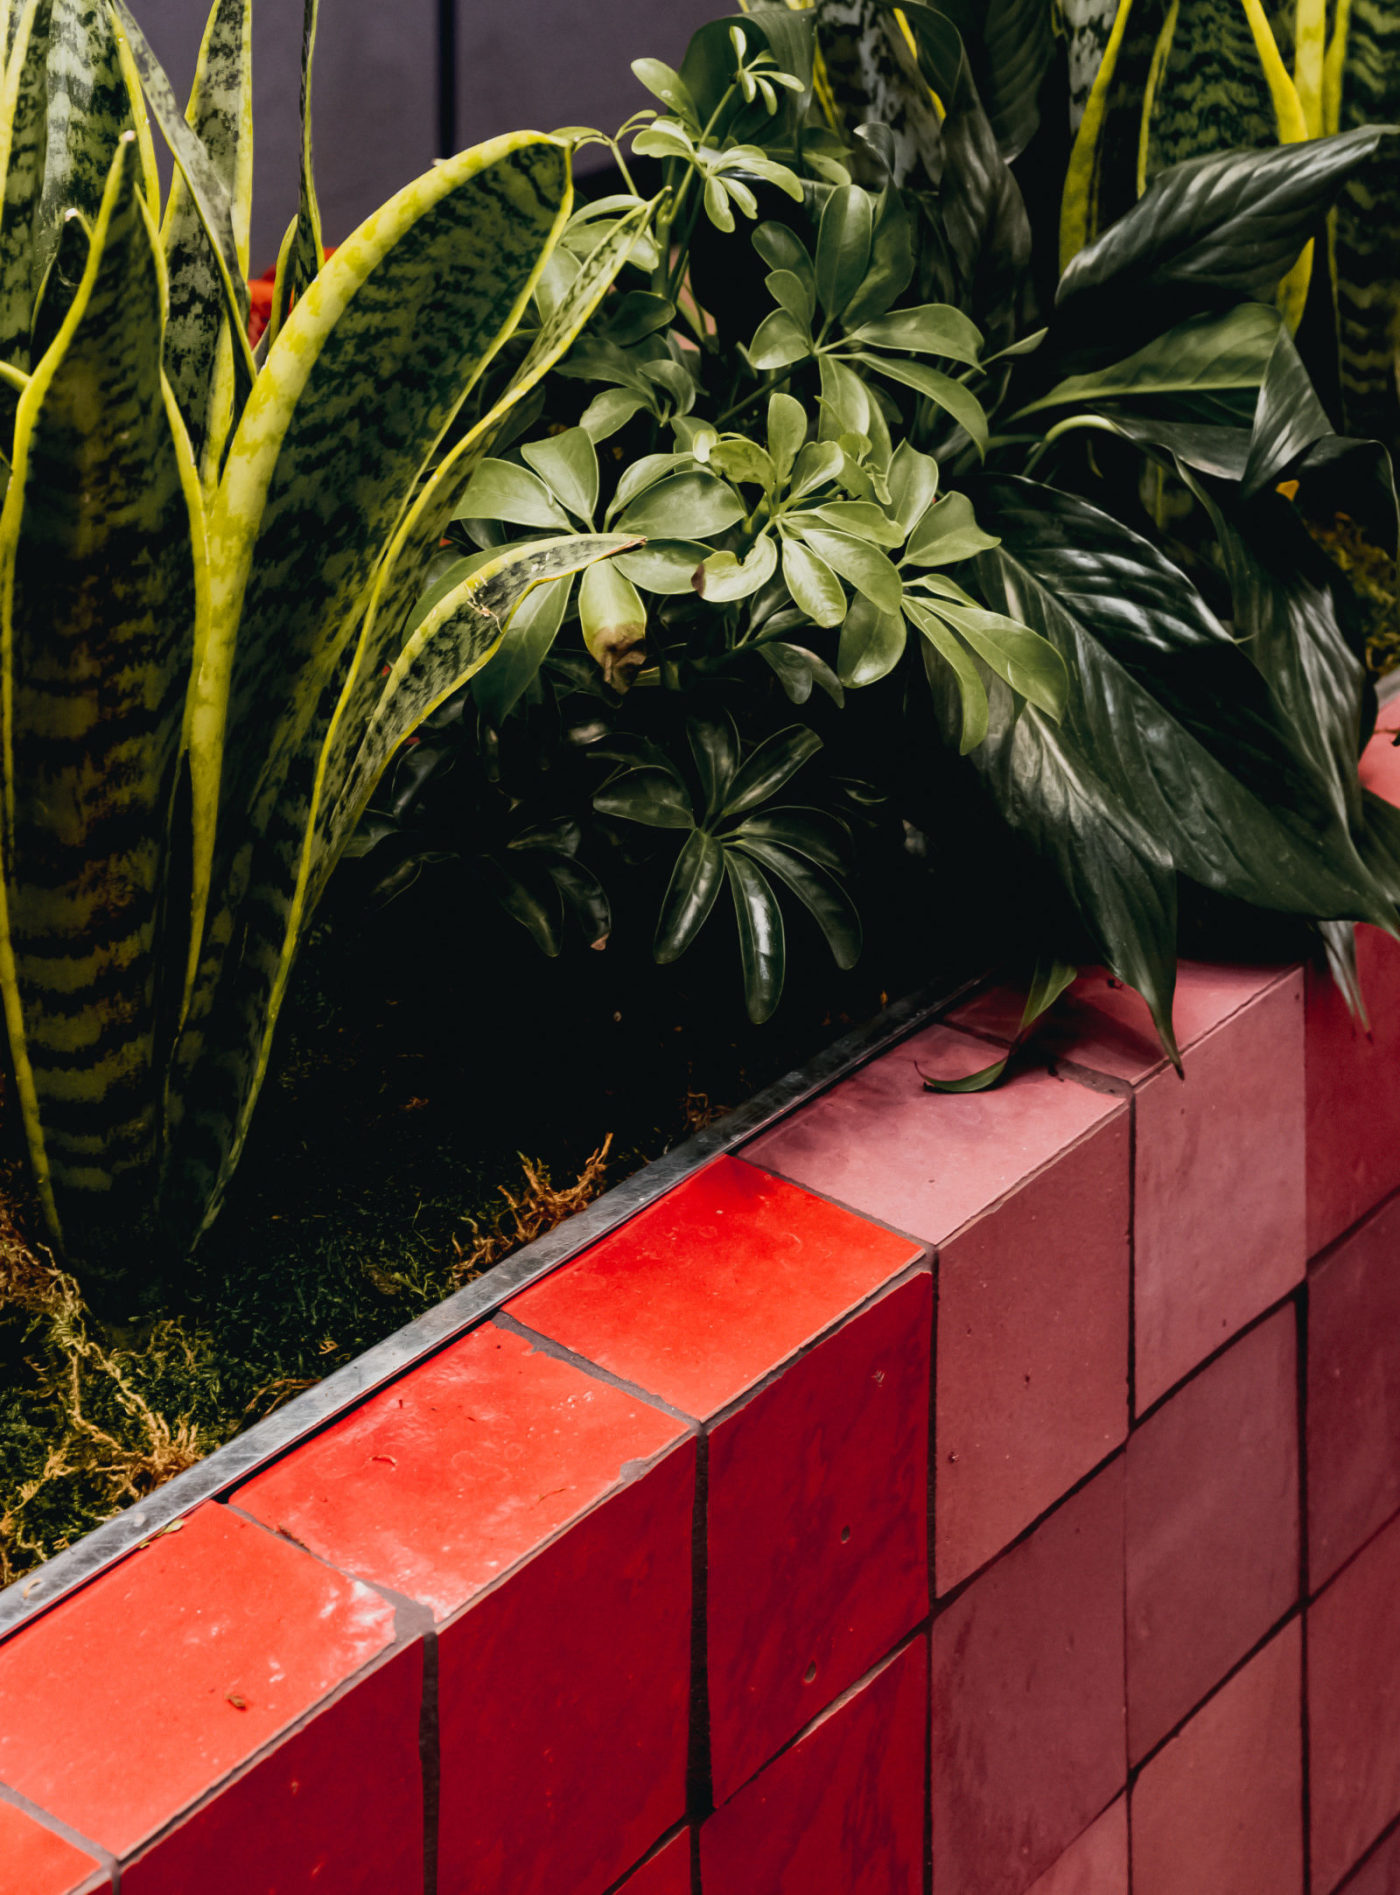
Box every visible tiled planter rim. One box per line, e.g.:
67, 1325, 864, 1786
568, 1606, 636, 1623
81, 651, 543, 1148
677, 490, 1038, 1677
0, 972, 976, 1641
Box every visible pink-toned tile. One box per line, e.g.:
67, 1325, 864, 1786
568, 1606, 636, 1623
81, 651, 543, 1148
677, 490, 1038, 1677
436, 1439, 693, 1895
931, 1461, 1126, 1895
701, 1639, 927, 1895
935, 1112, 1129, 1592
1134, 970, 1305, 1408
1024, 1799, 1128, 1895
1309, 1191, 1400, 1590
120, 1644, 422, 1893
1310, 1511, 1400, 1893
616, 1832, 691, 1894
237, 1320, 687, 1620
0, 1799, 107, 1895
1127, 1308, 1299, 1761
505, 1156, 923, 1419
1335, 1821, 1400, 1894
707, 1277, 930, 1800
746, 1025, 1122, 1247
1131, 1620, 1302, 1895
0, 1506, 398, 1859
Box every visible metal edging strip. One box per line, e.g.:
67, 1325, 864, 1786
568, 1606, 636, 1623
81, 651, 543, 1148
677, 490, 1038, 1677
0, 971, 980, 1641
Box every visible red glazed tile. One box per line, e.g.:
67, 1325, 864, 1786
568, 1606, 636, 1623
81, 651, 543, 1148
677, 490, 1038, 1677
0, 1799, 107, 1895
1310, 1510, 1400, 1893
745, 1023, 1122, 1247
1335, 1822, 1400, 1895
237, 1319, 688, 1620
935, 1112, 1129, 1592
931, 1460, 1126, 1895
1134, 969, 1305, 1409
707, 1276, 930, 1800
505, 1155, 923, 1418
0, 1505, 398, 1858
616, 1831, 691, 1895
1024, 1799, 1128, 1895
121, 1643, 422, 1894
1130, 1619, 1303, 1895
1309, 1192, 1400, 1590
701, 1637, 927, 1895
1126, 1308, 1299, 1762
436, 1438, 693, 1895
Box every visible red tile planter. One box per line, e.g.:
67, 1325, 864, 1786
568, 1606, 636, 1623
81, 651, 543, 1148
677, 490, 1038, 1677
1, 752, 1399, 1890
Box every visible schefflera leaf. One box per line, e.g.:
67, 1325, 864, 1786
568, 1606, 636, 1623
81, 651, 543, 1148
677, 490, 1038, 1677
0, 135, 202, 1254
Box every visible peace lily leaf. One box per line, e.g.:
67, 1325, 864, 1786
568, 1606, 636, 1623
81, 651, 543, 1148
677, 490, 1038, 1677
921, 958, 1077, 1094
595, 767, 696, 829
455, 458, 572, 530
616, 469, 745, 537
857, 353, 990, 455
852, 303, 984, 365
815, 185, 873, 322
725, 849, 785, 1023
656, 830, 725, 961
733, 837, 861, 968
615, 539, 711, 594
700, 534, 778, 602
1015, 304, 1283, 420
795, 525, 904, 615
781, 533, 846, 626
888, 439, 940, 538
748, 306, 811, 370
522, 426, 598, 524
838, 592, 907, 687
767, 391, 807, 483
906, 491, 1001, 566
910, 603, 990, 753
471, 568, 572, 726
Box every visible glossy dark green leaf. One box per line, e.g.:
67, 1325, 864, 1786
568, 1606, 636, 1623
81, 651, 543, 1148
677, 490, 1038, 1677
455, 459, 572, 530
594, 767, 696, 829
857, 353, 990, 455
753, 220, 815, 291
616, 470, 746, 536
723, 725, 822, 817
724, 849, 785, 1023
814, 186, 873, 322
689, 712, 740, 820
910, 603, 990, 753
655, 830, 725, 962
486, 856, 565, 957
921, 956, 1076, 1092
837, 592, 907, 687
887, 439, 940, 538
471, 573, 572, 726
780, 534, 846, 627
733, 837, 861, 969
1017, 304, 1282, 422
839, 184, 914, 329
548, 855, 612, 947
765, 268, 814, 329
852, 303, 983, 364
731, 806, 850, 873
522, 427, 599, 524
748, 307, 812, 370
605, 290, 676, 346
757, 640, 845, 706
905, 491, 1000, 565
795, 525, 904, 614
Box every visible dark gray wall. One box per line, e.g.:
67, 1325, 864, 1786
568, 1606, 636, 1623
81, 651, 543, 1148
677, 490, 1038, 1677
132, 0, 716, 268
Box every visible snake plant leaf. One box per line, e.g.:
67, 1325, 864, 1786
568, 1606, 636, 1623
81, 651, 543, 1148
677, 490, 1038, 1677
160, 0, 252, 483
810, 0, 943, 187
732, 834, 862, 968
0, 137, 201, 1253
28, 204, 87, 360
0, 0, 57, 371
655, 829, 726, 962
971, 476, 1395, 926
1328, 0, 1400, 449
1055, 125, 1390, 360
725, 847, 785, 1022
266, 0, 323, 347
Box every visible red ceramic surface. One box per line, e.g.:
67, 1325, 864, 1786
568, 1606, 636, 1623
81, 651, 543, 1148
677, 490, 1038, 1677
617, 1831, 691, 1894
120, 1644, 423, 1894
1306, 731, 1400, 1255
1024, 1799, 1128, 1895
1133, 970, 1305, 1409
935, 1112, 1129, 1593
0, 1799, 106, 1895
931, 1461, 1127, 1895
701, 1638, 927, 1895
1131, 1621, 1303, 1895
707, 1276, 930, 1801
1335, 1822, 1400, 1895
0, 1505, 397, 1857
505, 1155, 923, 1419
237, 1320, 688, 1621
1310, 1511, 1400, 1893
951, 961, 1289, 1085
435, 1440, 693, 1895
745, 1024, 1122, 1249
1126, 1308, 1299, 1762
1309, 1191, 1400, 1590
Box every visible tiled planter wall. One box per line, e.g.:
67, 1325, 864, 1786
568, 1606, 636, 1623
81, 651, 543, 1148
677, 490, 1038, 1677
3, 730, 1400, 1894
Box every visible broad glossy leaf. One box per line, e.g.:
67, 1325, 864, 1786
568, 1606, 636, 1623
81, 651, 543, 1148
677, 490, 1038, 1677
731, 806, 850, 874
689, 712, 740, 819
790, 438, 845, 498
905, 490, 1000, 565
802, 500, 903, 547
595, 766, 695, 829
888, 439, 940, 537
604, 290, 675, 346
837, 591, 907, 687
522, 426, 598, 524
1017, 304, 1282, 420
753, 220, 814, 290
616, 469, 745, 536
767, 390, 807, 482
456, 458, 572, 530
815, 185, 873, 322
780, 533, 846, 627
922, 595, 1068, 719
631, 57, 699, 122
857, 352, 990, 455
699, 534, 778, 602
579, 557, 646, 688
724, 849, 785, 1023
839, 183, 915, 329
796, 525, 903, 614
471, 571, 571, 725
765, 267, 814, 329
816, 354, 871, 443
580, 387, 649, 441
757, 640, 845, 706
615, 539, 711, 594
852, 303, 983, 364
920, 957, 1076, 1093
911, 603, 989, 753
723, 724, 822, 817
655, 829, 724, 962
734, 838, 861, 968
748, 306, 811, 369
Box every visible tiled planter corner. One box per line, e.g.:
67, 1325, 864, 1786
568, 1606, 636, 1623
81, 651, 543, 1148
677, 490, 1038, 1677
2, 747, 1400, 1890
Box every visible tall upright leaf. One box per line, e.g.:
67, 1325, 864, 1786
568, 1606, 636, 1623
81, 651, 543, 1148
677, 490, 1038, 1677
1328, 0, 1400, 448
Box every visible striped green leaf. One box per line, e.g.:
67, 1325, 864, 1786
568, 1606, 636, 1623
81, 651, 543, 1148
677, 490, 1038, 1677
1328, 0, 1400, 448
267, 0, 323, 347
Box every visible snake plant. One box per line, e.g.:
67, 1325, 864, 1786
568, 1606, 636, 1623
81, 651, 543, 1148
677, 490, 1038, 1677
0, 0, 638, 1299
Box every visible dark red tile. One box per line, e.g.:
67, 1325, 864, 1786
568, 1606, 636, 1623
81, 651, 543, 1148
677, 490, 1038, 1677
616, 1831, 690, 1894
1310, 1510, 1400, 1893
707, 1277, 930, 1800
1024, 1799, 1128, 1895
1126, 1308, 1299, 1762
1309, 1192, 1400, 1590
0, 1506, 399, 1858
935, 1113, 1128, 1592
120, 1643, 423, 1893
701, 1638, 927, 1895
436, 1439, 693, 1895
931, 1461, 1126, 1895
237, 1319, 688, 1620
0, 1799, 107, 1895
746, 1024, 1122, 1247
1130, 1620, 1302, 1895
505, 1156, 923, 1419
1335, 1822, 1400, 1894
